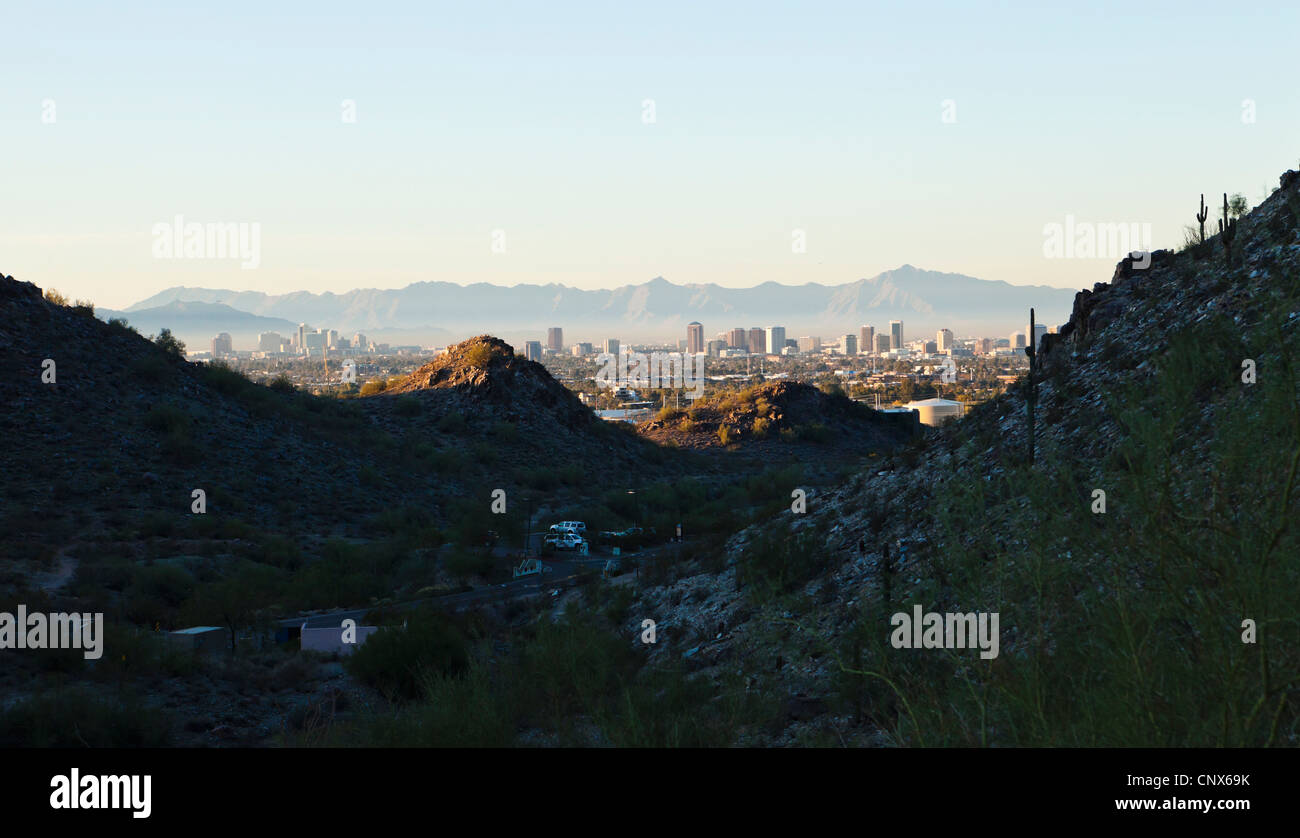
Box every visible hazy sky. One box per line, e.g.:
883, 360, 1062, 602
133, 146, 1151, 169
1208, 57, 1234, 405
3, 1, 1297, 309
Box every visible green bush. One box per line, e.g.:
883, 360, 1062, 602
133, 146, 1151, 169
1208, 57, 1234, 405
345, 611, 469, 701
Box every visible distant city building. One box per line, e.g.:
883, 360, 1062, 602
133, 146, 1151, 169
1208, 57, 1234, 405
1027, 322, 1048, 351
524, 340, 543, 362
304, 331, 328, 355
687, 321, 704, 354
1011, 332, 1026, 350
876, 334, 891, 354
571, 342, 593, 357
860, 325, 875, 356
937, 328, 954, 353
212, 332, 233, 357
706, 339, 726, 357
258, 331, 283, 353
327, 329, 339, 350
765, 326, 786, 355
797, 335, 820, 353
747, 327, 765, 354
840, 334, 857, 355
729, 328, 747, 349
977, 337, 994, 355
890, 320, 904, 352
923, 340, 938, 354
604, 338, 620, 356
297, 323, 308, 355
547, 327, 564, 352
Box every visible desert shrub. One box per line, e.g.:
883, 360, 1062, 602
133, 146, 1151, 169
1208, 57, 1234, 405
0, 687, 171, 747
268, 373, 295, 393
360, 378, 387, 396
435, 411, 467, 434
153, 328, 187, 358
345, 611, 469, 701
107, 317, 138, 335
43, 288, 69, 306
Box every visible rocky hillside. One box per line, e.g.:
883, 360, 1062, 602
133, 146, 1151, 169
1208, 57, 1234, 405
638, 379, 917, 454
627, 171, 1300, 747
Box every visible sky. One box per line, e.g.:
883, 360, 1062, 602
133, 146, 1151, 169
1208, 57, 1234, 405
2, 0, 1298, 310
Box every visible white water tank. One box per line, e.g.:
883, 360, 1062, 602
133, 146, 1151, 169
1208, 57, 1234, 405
903, 398, 965, 427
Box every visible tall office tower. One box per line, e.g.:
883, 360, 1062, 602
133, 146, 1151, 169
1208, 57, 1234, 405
860, 325, 874, 356
212, 333, 233, 357
1026, 322, 1048, 351
729, 327, 747, 349
327, 329, 339, 350
687, 321, 704, 354
841, 334, 857, 355
604, 338, 620, 356
765, 326, 786, 355
298, 323, 307, 355
353, 333, 369, 353
937, 328, 954, 353
258, 332, 282, 353
1011, 332, 1026, 350
706, 339, 726, 357
547, 327, 564, 352
876, 333, 891, 354
890, 320, 904, 352
524, 340, 543, 362
748, 327, 765, 354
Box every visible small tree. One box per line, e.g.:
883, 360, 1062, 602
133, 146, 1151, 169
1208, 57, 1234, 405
1228, 193, 1248, 220
153, 328, 187, 358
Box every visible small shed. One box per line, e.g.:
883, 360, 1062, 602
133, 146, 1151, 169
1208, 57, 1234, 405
165, 626, 230, 654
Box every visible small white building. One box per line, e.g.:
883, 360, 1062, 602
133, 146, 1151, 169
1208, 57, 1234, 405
903, 398, 965, 427
300, 624, 379, 656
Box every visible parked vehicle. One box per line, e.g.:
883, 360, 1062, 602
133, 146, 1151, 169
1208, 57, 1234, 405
549, 521, 587, 536
544, 532, 586, 551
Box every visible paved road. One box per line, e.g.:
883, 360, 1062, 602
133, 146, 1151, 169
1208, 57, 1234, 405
277, 540, 684, 630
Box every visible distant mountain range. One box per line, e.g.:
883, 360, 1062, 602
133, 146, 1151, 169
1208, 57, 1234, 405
112, 266, 1080, 349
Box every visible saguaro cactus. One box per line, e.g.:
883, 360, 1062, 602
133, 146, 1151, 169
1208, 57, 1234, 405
1196, 193, 1209, 244
1218, 192, 1237, 265
1026, 307, 1037, 464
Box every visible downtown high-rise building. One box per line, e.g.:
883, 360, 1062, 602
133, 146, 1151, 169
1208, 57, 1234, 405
937, 328, 954, 354
860, 325, 874, 356
1011, 332, 1026, 350
840, 334, 857, 355
729, 327, 747, 349
297, 323, 307, 355
547, 327, 564, 352
687, 321, 705, 354
604, 338, 620, 356
797, 335, 821, 354
876, 333, 891, 354
1026, 321, 1048, 352
890, 320, 904, 352
747, 327, 765, 354
765, 326, 786, 355
212, 333, 233, 357
524, 340, 543, 362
